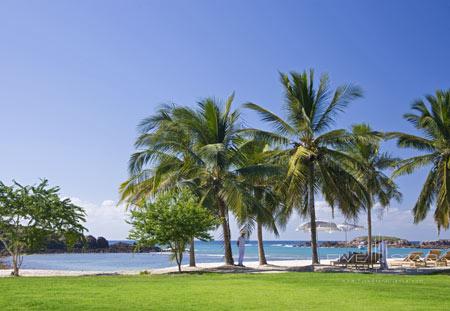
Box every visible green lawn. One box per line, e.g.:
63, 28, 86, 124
0, 272, 449, 310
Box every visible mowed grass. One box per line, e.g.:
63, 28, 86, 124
0, 272, 449, 310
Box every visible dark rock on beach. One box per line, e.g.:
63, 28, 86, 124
0, 236, 162, 256
86, 235, 98, 249
97, 237, 109, 249
107, 242, 161, 253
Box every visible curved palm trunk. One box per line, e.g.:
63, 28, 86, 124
367, 206, 372, 262
218, 198, 234, 265
189, 237, 196, 267
256, 221, 267, 265
308, 163, 320, 265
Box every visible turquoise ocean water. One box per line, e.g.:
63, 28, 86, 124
5, 240, 446, 271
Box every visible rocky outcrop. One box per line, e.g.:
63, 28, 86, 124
349, 236, 409, 246
290, 236, 447, 249
97, 237, 109, 249
420, 239, 450, 249
3, 236, 163, 254
108, 242, 161, 253
319, 241, 342, 247
85, 235, 98, 249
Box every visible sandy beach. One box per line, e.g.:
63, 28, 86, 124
0, 259, 326, 277
3, 258, 449, 277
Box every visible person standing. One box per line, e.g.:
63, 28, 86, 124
237, 230, 246, 266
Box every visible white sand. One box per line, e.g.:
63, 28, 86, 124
150, 259, 331, 274
0, 259, 327, 277
1, 258, 448, 277
0, 269, 142, 277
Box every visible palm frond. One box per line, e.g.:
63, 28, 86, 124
413, 168, 437, 223
392, 154, 436, 177
244, 103, 295, 136
386, 132, 435, 152
314, 83, 363, 132
238, 128, 291, 146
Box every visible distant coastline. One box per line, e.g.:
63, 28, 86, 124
2, 236, 450, 259
298, 237, 450, 249
0, 236, 164, 257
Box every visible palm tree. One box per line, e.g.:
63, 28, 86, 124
344, 124, 401, 255
119, 103, 202, 266
121, 94, 270, 265
172, 96, 241, 265
244, 69, 366, 264
171, 95, 281, 265
236, 140, 286, 265
390, 90, 450, 231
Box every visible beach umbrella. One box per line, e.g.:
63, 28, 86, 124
337, 223, 365, 244
337, 223, 365, 232
296, 221, 341, 260
297, 221, 340, 233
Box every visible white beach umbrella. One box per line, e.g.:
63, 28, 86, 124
337, 223, 365, 244
296, 221, 340, 259
337, 223, 365, 232
297, 221, 340, 233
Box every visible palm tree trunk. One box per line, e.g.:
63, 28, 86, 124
189, 237, 196, 267
218, 198, 234, 265
256, 221, 267, 265
367, 206, 372, 258
308, 163, 320, 265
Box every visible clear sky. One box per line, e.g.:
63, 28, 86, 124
1, 0, 450, 241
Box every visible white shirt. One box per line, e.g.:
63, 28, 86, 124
238, 236, 246, 249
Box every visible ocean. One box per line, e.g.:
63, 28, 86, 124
4, 240, 445, 271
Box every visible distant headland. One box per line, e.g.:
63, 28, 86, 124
293, 236, 450, 249
0, 235, 163, 257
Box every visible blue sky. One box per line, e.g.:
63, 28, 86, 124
1, 0, 450, 240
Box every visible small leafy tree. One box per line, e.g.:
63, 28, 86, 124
128, 189, 218, 272
0, 179, 86, 276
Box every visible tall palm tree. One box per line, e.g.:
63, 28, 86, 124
171, 95, 280, 265
172, 95, 243, 265
122, 94, 270, 265
344, 124, 401, 255
236, 140, 286, 265
244, 69, 366, 264
390, 90, 450, 231
119, 104, 202, 266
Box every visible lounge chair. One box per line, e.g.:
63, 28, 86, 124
424, 249, 441, 267
332, 252, 381, 269
353, 253, 381, 269
437, 251, 450, 266
331, 252, 362, 267
390, 252, 425, 267
332, 254, 350, 267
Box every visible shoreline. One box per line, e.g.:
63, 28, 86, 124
2, 258, 450, 277
0, 259, 330, 277
2, 244, 448, 258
